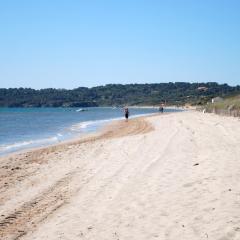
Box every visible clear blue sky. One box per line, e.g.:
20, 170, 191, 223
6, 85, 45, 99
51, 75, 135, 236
0, 0, 240, 89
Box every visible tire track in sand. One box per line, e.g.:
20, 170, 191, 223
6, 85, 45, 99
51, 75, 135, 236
0, 117, 153, 240
0, 173, 75, 240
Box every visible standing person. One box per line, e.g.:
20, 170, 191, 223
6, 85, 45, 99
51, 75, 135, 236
124, 107, 129, 121
161, 104, 164, 113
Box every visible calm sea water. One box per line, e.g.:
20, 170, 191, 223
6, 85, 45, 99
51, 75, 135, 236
0, 107, 177, 156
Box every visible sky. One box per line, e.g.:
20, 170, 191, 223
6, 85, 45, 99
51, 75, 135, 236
0, 0, 240, 89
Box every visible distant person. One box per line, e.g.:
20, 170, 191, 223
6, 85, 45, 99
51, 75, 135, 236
159, 105, 164, 113
124, 107, 129, 121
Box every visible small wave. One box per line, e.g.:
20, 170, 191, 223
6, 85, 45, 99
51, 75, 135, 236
0, 136, 60, 154
76, 108, 88, 112
70, 117, 123, 132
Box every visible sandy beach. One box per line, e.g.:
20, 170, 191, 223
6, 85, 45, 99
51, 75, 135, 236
1, 111, 240, 240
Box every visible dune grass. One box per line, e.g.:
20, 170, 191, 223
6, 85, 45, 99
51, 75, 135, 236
205, 95, 240, 117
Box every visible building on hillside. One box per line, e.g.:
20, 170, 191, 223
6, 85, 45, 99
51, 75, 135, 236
197, 86, 208, 91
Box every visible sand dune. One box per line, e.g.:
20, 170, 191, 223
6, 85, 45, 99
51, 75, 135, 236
1, 111, 240, 240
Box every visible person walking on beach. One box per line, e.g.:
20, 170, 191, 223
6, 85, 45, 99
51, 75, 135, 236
124, 107, 129, 121
159, 104, 164, 113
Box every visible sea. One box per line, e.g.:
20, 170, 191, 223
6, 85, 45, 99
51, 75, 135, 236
0, 107, 177, 156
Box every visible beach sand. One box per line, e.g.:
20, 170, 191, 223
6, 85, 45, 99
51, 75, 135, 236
1, 111, 240, 240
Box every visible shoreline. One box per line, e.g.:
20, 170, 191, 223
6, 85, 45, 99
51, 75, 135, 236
0, 112, 160, 160
0, 109, 174, 158
0, 111, 155, 158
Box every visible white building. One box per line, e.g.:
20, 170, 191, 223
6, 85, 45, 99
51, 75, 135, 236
212, 97, 223, 103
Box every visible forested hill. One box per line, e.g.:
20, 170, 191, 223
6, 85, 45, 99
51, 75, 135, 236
0, 82, 240, 107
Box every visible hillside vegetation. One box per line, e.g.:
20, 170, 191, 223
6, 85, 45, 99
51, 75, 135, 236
0, 82, 239, 107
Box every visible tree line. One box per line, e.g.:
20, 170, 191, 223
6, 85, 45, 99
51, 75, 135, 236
0, 82, 239, 107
